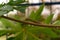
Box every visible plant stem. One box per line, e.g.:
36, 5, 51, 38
1, 16, 60, 28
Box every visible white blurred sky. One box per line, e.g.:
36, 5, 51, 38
0, 0, 40, 4
0, 0, 59, 4
0, 0, 9, 4
0, 0, 60, 3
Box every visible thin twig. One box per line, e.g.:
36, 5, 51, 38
1, 16, 60, 28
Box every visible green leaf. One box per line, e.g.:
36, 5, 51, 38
0, 18, 18, 31
0, 5, 13, 16
53, 20, 60, 25
0, 11, 7, 16
14, 25, 41, 40
27, 32, 40, 40
35, 4, 44, 21
55, 30, 60, 37
0, 4, 4, 7
29, 4, 44, 21
0, 29, 17, 37
14, 6, 27, 13
27, 25, 58, 38
29, 11, 35, 20
0, 5, 13, 11
44, 14, 54, 24
14, 31, 27, 40
0, 30, 7, 36
8, 0, 25, 5
15, 29, 40, 40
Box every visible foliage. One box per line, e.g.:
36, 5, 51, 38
0, 0, 60, 40
30, 4, 44, 21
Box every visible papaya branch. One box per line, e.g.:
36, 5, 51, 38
1, 15, 60, 28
